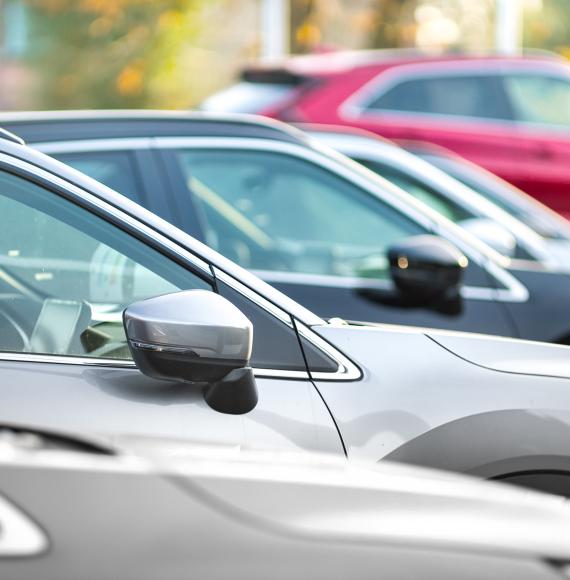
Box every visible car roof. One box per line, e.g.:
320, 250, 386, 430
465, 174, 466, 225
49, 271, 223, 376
0, 110, 311, 146
242, 49, 565, 78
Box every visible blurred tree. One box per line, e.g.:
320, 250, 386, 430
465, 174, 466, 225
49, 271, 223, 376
21, 0, 207, 109
523, 0, 570, 57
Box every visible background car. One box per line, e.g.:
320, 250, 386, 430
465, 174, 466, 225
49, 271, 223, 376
6, 111, 570, 343
303, 124, 559, 266
202, 51, 570, 217
403, 139, 570, 266
7, 120, 570, 496
4, 426, 570, 580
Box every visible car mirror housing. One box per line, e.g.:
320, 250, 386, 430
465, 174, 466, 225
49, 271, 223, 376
388, 235, 467, 303
123, 290, 257, 415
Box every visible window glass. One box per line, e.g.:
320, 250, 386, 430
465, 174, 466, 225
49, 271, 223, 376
367, 75, 512, 120
54, 151, 141, 203
0, 170, 210, 359
504, 75, 570, 126
354, 158, 472, 223
175, 149, 424, 280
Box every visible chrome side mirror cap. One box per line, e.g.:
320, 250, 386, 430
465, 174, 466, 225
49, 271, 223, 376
123, 290, 257, 415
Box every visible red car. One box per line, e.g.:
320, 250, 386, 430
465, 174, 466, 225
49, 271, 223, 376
203, 51, 570, 217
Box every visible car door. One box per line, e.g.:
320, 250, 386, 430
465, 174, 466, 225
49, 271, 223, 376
343, 68, 523, 189
158, 140, 516, 336
0, 159, 343, 457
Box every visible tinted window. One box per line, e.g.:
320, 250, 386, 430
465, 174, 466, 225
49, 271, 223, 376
0, 170, 210, 359
54, 151, 141, 203
367, 75, 512, 120
174, 149, 424, 281
217, 281, 307, 371
504, 74, 570, 126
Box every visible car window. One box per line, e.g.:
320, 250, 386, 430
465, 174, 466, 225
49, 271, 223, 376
54, 151, 141, 203
173, 149, 425, 280
0, 169, 212, 359
366, 75, 512, 120
217, 280, 337, 372
0, 168, 321, 372
504, 74, 570, 126
353, 158, 472, 223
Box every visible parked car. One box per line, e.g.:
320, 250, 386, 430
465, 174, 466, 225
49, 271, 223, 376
303, 124, 561, 266
6, 111, 570, 343
402, 140, 570, 266
7, 120, 570, 494
3, 425, 570, 580
202, 51, 570, 217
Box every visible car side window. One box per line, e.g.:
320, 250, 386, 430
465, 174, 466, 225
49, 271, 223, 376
54, 151, 141, 203
353, 158, 472, 223
217, 280, 336, 372
366, 75, 512, 120
0, 170, 211, 359
173, 148, 424, 280
503, 74, 570, 126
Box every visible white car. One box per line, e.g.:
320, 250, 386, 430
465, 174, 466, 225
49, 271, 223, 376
1, 426, 570, 580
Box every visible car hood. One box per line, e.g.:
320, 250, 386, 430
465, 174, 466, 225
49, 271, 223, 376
427, 329, 570, 380
115, 435, 570, 560
325, 320, 570, 381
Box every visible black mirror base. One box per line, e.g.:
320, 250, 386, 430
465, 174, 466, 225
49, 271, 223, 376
204, 367, 258, 415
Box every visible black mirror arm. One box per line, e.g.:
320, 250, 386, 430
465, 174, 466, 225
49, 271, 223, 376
204, 367, 258, 415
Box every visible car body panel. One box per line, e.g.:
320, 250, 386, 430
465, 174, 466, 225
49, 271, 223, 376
2, 433, 570, 579
314, 323, 570, 477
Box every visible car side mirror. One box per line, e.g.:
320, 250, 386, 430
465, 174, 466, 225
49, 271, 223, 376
388, 235, 467, 303
123, 290, 257, 415
458, 217, 517, 258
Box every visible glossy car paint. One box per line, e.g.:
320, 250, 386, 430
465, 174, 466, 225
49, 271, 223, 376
5, 112, 570, 343
3, 431, 570, 580
204, 52, 570, 216
5, 128, 570, 493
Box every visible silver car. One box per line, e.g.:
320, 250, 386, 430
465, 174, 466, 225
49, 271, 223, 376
3, 128, 570, 495
2, 426, 570, 580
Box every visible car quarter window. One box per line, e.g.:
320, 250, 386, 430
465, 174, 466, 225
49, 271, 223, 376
365, 74, 513, 120
0, 168, 316, 372
503, 74, 570, 126
173, 148, 425, 280
54, 151, 141, 203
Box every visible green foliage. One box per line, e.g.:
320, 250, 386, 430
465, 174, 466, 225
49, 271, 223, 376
22, 0, 206, 109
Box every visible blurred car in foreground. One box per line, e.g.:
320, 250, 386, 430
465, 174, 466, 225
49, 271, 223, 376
202, 51, 570, 216
305, 125, 561, 266
3, 426, 570, 580
7, 111, 570, 343
7, 121, 570, 495
404, 140, 570, 266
